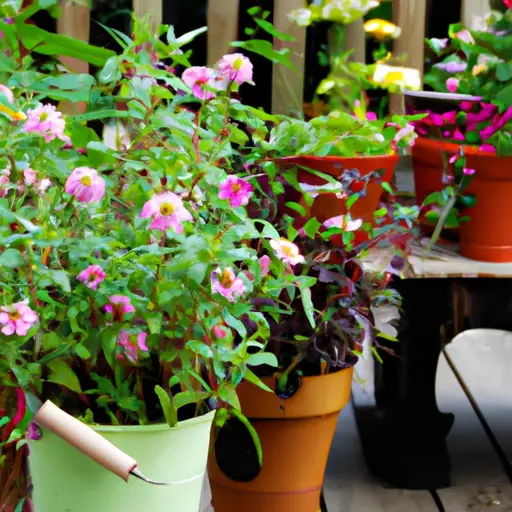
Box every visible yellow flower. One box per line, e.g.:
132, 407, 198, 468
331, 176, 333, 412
364, 19, 402, 41
0, 103, 26, 121
373, 64, 421, 91
472, 63, 487, 76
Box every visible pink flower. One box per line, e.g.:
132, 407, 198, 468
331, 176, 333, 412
117, 331, 149, 362
446, 78, 459, 93
455, 29, 474, 44
366, 111, 378, 121
77, 265, 106, 290
0, 167, 10, 197
23, 168, 37, 186
27, 421, 41, 441
323, 215, 363, 232
0, 85, 14, 104
393, 124, 416, 146
431, 37, 449, 49
24, 104, 67, 142
104, 295, 136, 321
449, 154, 459, 164
213, 324, 228, 339
463, 168, 476, 176
211, 267, 246, 302
182, 66, 227, 100
479, 143, 496, 154
65, 167, 106, 203
270, 239, 305, 266
140, 192, 193, 233
218, 176, 253, 207
504, 0, 512, 8
36, 178, 52, 195
434, 61, 467, 73
0, 300, 39, 336
217, 53, 254, 85
259, 255, 271, 277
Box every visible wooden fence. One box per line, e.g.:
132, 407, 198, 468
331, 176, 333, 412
57, 0, 488, 115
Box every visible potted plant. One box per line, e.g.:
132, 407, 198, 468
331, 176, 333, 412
208, 134, 418, 511
268, 110, 418, 227
407, 1, 512, 260
0, 7, 299, 512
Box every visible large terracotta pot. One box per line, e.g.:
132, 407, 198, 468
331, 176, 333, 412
209, 366, 354, 512
279, 154, 398, 224
459, 154, 512, 262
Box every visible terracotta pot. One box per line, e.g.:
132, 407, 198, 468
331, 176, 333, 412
459, 154, 512, 262
280, 154, 398, 225
209, 367, 354, 512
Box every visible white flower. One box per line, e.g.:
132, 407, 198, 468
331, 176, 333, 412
288, 8, 313, 26
373, 64, 421, 91
270, 239, 305, 266
374, 133, 385, 143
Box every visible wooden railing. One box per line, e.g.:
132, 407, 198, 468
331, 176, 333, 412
57, 0, 487, 114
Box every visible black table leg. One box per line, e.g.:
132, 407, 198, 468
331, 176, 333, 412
354, 278, 455, 490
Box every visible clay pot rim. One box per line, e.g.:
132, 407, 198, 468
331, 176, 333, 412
415, 137, 511, 159
405, 90, 480, 102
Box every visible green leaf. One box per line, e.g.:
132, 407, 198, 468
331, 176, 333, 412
0, 248, 26, 269
246, 352, 278, 367
47, 360, 82, 393
253, 18, 296, 41
253, 219, 280, 239
231, 39, 295, 70
14, 498, 26, 512
218, 382, 241, 409
496, 62, 512, 82
346, 193, 360, 210
174, 390, 211, 410
497, 83, 512, 105
243, 369, 273, 392
154, 385, 178, 427
175, 27, 208, 46
231, 408, 263, 467
186, 340, 214, 359
146, 312, 163, 335
300, 286, 315, 329
48, 270, 71, 292
303, 217, 322, 239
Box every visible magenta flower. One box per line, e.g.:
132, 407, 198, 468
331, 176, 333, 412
0, 300, 39, 336
211, 267, 246, 302
24, 104, 67, 142
479, 143, 496, 154
270, 239, 305, 266
463, 168, 476, 176
446, 78, 459, 93
182, 66, 226, 100
480, 107, 512, 140
104, 295, 136, 321
218, 176, 253, 207
77, 265, 106, 290
27, 420, 42, 441
117, 331, 149, 362
0, 84, 14, 104
504, 0, 512, 8
213, 324, 228, 339
65, 167, 106, 203
434, 61, 467, 73
140, 192, 193, 233
217, 53, 254, 85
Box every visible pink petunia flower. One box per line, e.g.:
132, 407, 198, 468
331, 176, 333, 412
213, 324, 228, 339
182, 66, 227, 100
455, 29, 474, 44
434, 61, 467, 73
218, 176, 253, 207
217, 53, 254, 85
479, 143, 496, 154
259, 255, 271, 277
23, 168, 37, 186
77, 265, 106, 290
211, 267, 246, 302
393, 124, 417, 146
140, 192, 193, 233
0, 300, 39, 336
0, 167, 10, 198
65, 167, 106, 203
24, 104, 67, 142
463, 168, 476, 176
270, 239, 305, 266
323, 215, 363, 232
104, 295, 136, 321
0, 84, 14, 104
446, 78, 459, 93
36, 178, 52, 195
117, 331, 149, 362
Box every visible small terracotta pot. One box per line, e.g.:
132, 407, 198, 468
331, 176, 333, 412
459, 154, 512, 262
279, 154, 398, 225
209, 367, 354, 512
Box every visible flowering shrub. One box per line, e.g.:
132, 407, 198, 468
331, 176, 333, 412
421, 6, 512, 155
288, 0, 380, 26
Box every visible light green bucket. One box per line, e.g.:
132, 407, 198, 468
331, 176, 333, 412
28, 410, 215, 512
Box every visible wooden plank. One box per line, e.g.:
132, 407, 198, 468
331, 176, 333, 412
207, 0, 240, 66
325, 392, 436, 511
390, 0, 427, 113
133, 0, 162, 32
435, 332, 511, 510
271, 0, 306, 115
56, 0, 90, 115
462, 0, 490, 30
345, 18, 365, 64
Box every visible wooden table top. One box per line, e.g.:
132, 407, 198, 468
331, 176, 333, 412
364, 239, 512, 279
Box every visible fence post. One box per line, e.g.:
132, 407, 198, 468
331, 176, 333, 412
462, 0, 489, 30
271, 0, 306, 115
345, 18, 366, 63
207, 0, 240, 66
390, 0, 427, 113
133, 0, 163, 32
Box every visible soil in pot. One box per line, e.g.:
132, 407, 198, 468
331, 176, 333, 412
209, 366, 354, 512
29, 411, 215, 512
